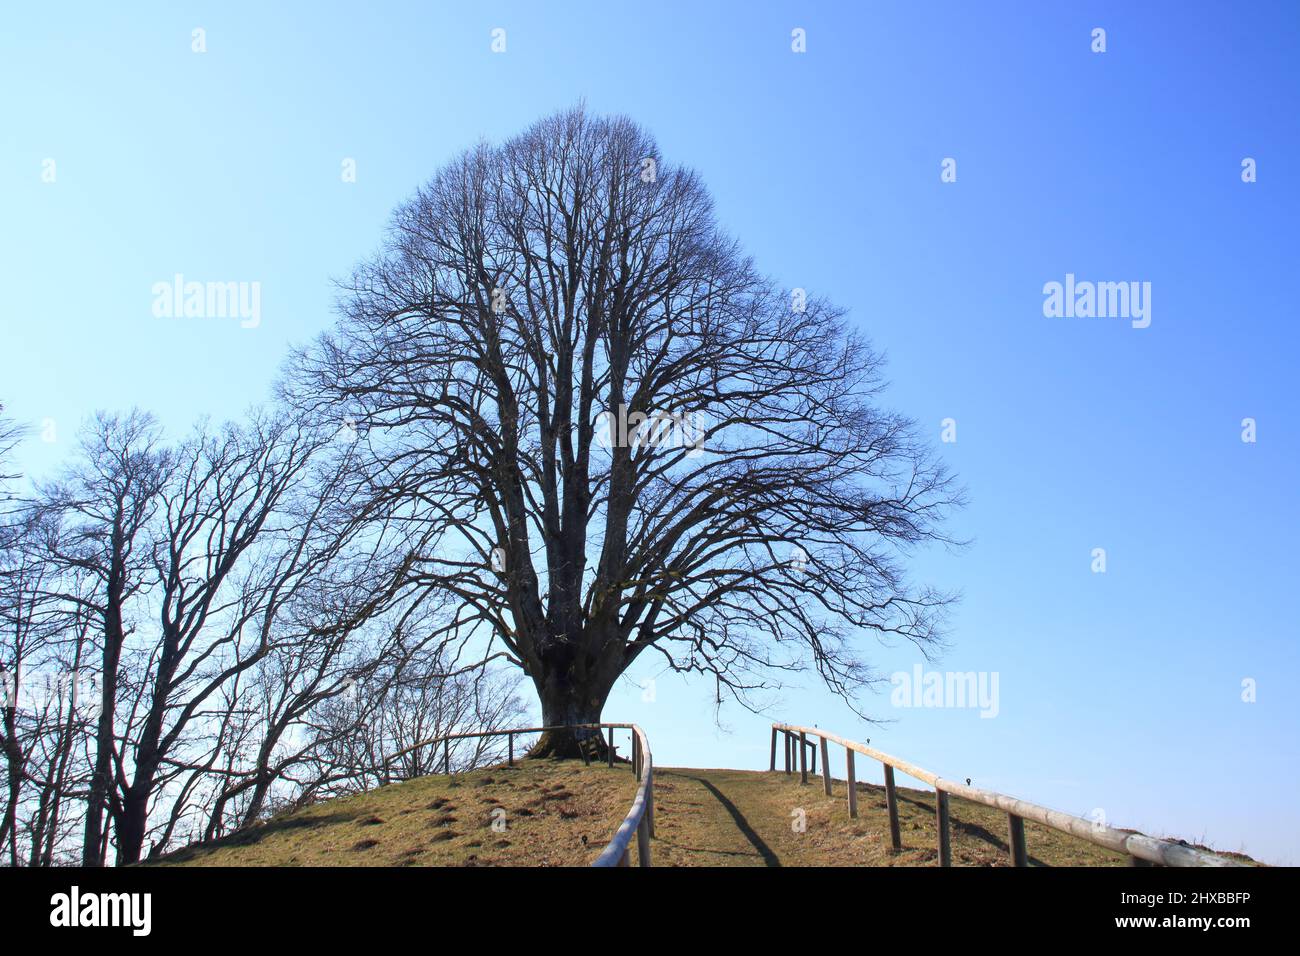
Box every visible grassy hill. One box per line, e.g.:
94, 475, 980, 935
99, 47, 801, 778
158, 761, 1252, 867
160, 763, 636, 867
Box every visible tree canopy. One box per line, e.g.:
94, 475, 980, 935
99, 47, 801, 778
293, 106, 960, 753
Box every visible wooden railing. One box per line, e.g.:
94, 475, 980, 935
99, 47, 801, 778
384, 722, 654, 867
771, 723, 1244, 868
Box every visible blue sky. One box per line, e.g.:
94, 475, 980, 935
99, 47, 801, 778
2, 2, 1297, 863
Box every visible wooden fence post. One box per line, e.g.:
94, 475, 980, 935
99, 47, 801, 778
845, 749, 858, 819
608, 727, 615, 768
1007, 813, 1027, 867
637, 814, 651, 867
443, 739, 450, 775
507, 733, 514, 767
769, 727, 778, 772
751, 722, 1240, 870
936, 790, 952, 867
884, 764, 901, 851
647, 765, 655, 837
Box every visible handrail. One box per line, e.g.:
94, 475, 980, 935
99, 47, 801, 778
593, 724, 654, 868
384, 721, 654, 867
771, 722, 1245, 868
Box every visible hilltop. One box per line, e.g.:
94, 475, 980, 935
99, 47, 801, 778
157, 760, 1257, 867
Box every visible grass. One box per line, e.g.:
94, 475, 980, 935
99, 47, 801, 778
159, 762, 637, 867
157, 761, 1256, 867
652, 768, 1128, 866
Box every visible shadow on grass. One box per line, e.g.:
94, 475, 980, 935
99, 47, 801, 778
894, 789, 1048, 866
668, 771, 781, 867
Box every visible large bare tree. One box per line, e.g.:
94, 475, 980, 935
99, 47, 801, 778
296, 107, 960, 755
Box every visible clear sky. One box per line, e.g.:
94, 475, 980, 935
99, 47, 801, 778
2, 2, 1297, 864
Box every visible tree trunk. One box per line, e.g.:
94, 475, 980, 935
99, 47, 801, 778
116, 632, 179, 864
241, 769, 273, 829
1, 739, 20, 867
527, 670, 613, 760
83, 622, 122, 867
117, 786, 150, 865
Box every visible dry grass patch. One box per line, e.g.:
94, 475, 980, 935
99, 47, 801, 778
157, 761, 638, 867
648, 769, 1247, 867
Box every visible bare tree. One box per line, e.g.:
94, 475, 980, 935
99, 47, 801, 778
305, 647, 527, 795
2, 395, 533, 864
106, 413, 326, 863
0, 404, 22, 515
294, 106, 961, 756
196, 452, 441, 836
0, 407, 97, 866
32, 410, 170, 865
0, 560, 94, 867
0, 521, 44, 865
0, 406, 25, 859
